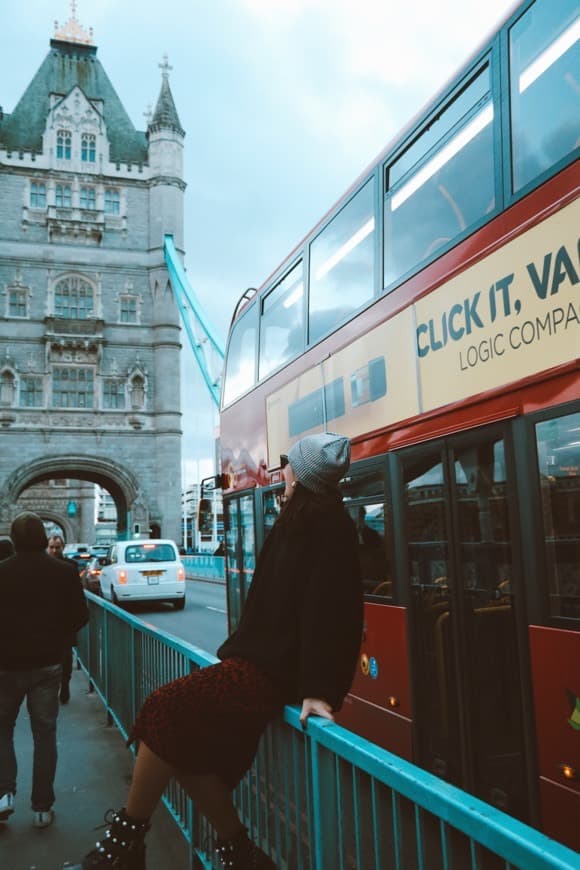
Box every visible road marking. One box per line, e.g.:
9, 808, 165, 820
206, 606, 227, 614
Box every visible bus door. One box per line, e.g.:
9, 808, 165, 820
224, 493, 256, 634
398, 424, 530, 820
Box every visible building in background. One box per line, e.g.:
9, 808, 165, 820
181, 484, 223, 554
95, 485, 117, 546
0, 6, 184, 541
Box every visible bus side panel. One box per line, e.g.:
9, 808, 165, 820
338, 695, 413, 761
336, 603, 413, 760
529, 625, 580, 850
538, 778, 580, 853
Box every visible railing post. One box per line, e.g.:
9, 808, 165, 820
103, 606, 112, 726
310, 736, 338, 870
130, 623, 136, 727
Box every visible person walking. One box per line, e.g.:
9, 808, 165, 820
73, 432, 363, 870
0, 513, 88, 828
47, 534, 77, 704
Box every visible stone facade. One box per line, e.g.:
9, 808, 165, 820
0, 14, 184, 541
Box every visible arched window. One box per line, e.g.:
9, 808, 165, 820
105, 189, 120, 215
55, 184, 72, 208
81, 133, 96, 163
57, 130, 72, 160
129, 374, 146, 410
80, 187, 96, 210
30, 182, 47, 209
54, 276, 94, 319
0, 371, 15, 406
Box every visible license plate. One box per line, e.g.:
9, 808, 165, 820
147, 576, 159, 585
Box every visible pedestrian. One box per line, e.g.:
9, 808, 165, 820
47, 534, 76, 703
0, 513, 89, 828
74, 432, 363, 870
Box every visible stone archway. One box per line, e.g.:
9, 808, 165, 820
2, 455, 142, 539
19, 507, 75, 543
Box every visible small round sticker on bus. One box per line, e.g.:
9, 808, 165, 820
360, 654, 369, 676
369, 657, 379, 679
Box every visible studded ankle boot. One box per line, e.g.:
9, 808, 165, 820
79, 808, 150, 869
215, 827, 276, 869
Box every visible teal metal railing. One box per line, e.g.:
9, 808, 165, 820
76, 594, 579, 870
182, 554, 225, 582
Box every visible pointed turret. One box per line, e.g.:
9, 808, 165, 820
149, 55, 184, 136
147, 54, 185, 249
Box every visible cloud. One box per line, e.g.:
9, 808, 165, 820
1, 0, 515, 483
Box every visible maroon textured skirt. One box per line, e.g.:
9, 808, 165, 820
128, 657, 285, 789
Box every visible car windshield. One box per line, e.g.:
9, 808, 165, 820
124, 544, 176, 563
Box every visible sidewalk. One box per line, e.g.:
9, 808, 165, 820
1, 666, 189, 870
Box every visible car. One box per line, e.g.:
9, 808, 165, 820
99, 539, 186, 609
81, 556, 108, 595
90, 545, 111, 558
64, 543, 92, 574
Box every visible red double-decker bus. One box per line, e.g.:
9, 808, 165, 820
216, 0, 579, 849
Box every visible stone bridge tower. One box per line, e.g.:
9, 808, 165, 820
0, 8, 184, 540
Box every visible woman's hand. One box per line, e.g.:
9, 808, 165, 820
299, 698, 334, 730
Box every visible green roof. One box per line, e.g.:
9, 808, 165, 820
0, 40, 148, 164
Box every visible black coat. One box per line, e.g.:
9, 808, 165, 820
0, 551, 89, 670
218, 499, 363, 711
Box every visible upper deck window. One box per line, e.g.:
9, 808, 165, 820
223, 305, 257, 406
384, 67, 495, 288
259, 261, 304, 380
509, 0, 579, 193
309, 178, 375, 345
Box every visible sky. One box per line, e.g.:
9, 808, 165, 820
1, 0, 515, 485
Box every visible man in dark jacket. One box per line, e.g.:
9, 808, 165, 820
47, 534, 77, 704
0, 513, 88, 829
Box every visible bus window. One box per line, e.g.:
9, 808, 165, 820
509, 0, 579, 194
240, 494, 256, 600
535, 411, 580, 620
262, 488, 282, 539
309, 177, 375, 345
224, 499, 242, 631
224, 494, 256, 633
355, 503, 392, 599
384, 66, 495, 288
259, 262, 304, 379
222, 305, 257, 406
342, 466, 392, 599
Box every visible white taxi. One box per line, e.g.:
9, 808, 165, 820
100, 539, 186, 610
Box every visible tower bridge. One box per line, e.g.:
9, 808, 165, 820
0, 4, 184, 540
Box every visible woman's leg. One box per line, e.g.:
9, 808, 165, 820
176, 771, 242, 840
124, 744, 241, 838
125, 742, 174, 820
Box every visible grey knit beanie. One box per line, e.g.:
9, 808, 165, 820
288, 432, 351, 494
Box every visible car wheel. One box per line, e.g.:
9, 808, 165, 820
111, 587, 121, 607
173, 597, 186, 611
